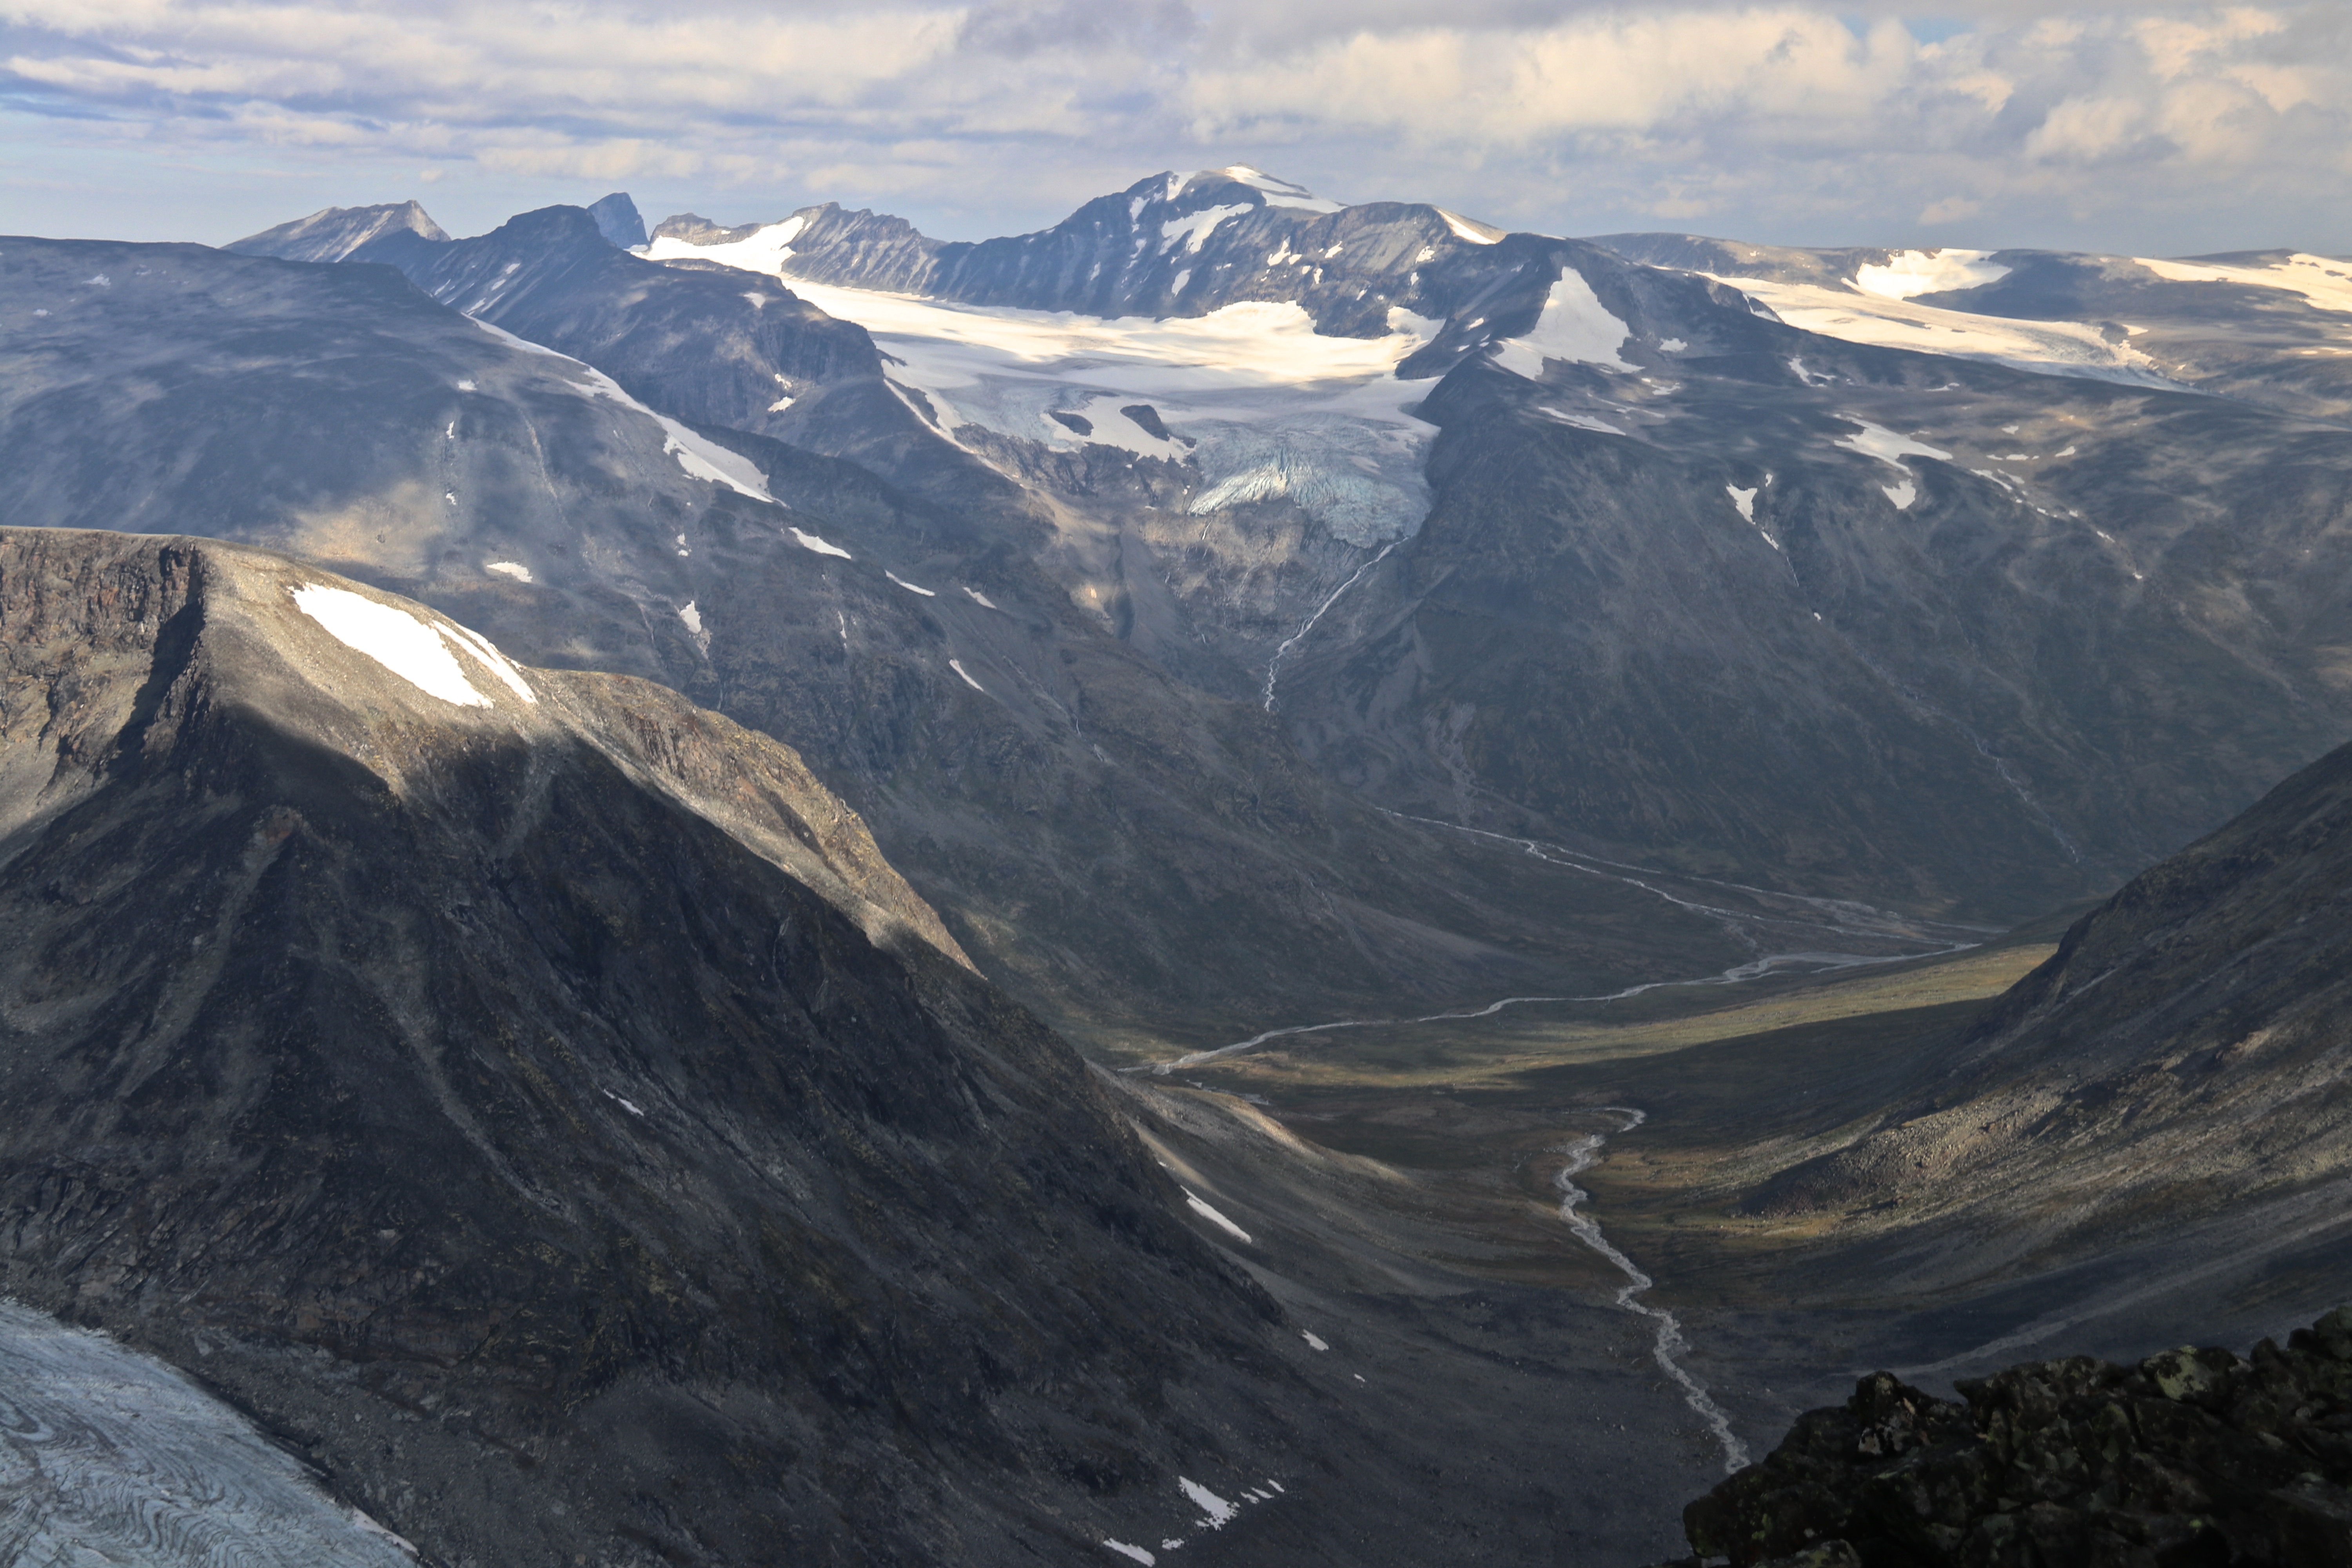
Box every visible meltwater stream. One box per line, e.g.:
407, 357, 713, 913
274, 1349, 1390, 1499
1556, 1110, 1751, 1475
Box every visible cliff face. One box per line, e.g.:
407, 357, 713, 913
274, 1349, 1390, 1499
0, 527, 1293, 1565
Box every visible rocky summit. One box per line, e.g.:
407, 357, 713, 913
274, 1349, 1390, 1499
1648, 1306, 2352, 1568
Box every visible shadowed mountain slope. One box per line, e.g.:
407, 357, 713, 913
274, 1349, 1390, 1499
1725, 726, 2352, 1316
0, 527, 1326, 1564
532, 186, 2352, 922
2, 228, 1766, 1047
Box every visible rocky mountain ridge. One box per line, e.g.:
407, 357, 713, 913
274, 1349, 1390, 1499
109, 176, 2352, 1035
0, 526, 1320, 1564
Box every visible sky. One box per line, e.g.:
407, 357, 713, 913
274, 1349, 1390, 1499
2, 1, 2347, 257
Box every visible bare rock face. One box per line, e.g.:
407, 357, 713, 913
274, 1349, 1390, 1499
586, 192, 648, 250
225, 200, 449, 263
0, 527, 1297, 1566
1648, 1307, 2352, 1568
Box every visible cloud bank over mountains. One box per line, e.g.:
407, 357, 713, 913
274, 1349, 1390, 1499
2, 0, 2345, 253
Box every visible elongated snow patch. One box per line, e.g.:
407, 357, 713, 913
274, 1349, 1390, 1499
885, 571, 936, 597
437, 620, 536, 703
292, 585, 495, 708
1181, 1189, 1251, 1243
1103, 1542, 1154, 1564
789, 527, 851, 559
948, 659, 986, 693
1436, 208, 1501, 245
1179, 1478, 1239, 1528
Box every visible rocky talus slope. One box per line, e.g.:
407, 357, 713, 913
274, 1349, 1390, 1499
1644, 1307, 2352, 1567
0, 526, 1330, 1565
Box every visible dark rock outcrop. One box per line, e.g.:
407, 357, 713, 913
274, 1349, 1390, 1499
586, 191, 648, 250
1648, 1308, 2352, 1567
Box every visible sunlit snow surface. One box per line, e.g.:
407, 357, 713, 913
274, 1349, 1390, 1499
292, 583, 505, 708
1852, 248, 2011, 301
2135, 252, 2352, 316
1717, 274, 2165, 383
1214, 165, 1343, 214
653, 240, 1443, 545
1180, 1188, 1252, 1243
1491, 270, 1635, 377
1836, 417, 1953, 470
1436, 209, 1503, 245
643, 215, 807, 275
0, 1299, 417, 1567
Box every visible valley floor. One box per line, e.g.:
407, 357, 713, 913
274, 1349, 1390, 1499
1102, 924, 2352, 1561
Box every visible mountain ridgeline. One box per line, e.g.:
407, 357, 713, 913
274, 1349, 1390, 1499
2, 162, 2350, 1567
0, 528, 1320, 1564
208, 175, 2352, 1035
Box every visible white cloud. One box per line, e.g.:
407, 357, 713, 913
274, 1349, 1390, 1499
0, 1, 2343, 255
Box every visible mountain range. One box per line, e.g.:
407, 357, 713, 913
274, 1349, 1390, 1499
207, 175, 2352, 1036
5, 165, 2352, 1563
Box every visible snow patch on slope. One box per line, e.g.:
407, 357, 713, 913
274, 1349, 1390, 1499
2136, 252, 2352, 316
1836, 417, 1952, 469
1213, 166, 1341, 214
1853, 249, 2009, 301
1181, 1188, 1252, 1243
1713, 274, 2161, 383
789, 526, 852, 559
462, 315, 779, 502
643, 215, 808, 276
1162, 205, 1251, 254
1492, 269, 1635, 376
1436, 209, 1503, 245
1179, 1478, 1240, 1528
438, 620, 537, 702
292, 584, 492, 709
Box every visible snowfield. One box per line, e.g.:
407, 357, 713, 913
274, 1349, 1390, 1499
1492, 269, 1635, 376
1716, 273, 2166, 384
2135, 252, 2352, 316
661, 243, 1446, 545
1853, 248, 2011, 301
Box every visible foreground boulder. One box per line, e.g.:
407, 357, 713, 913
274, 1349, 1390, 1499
1649, 1308, 2352, 1567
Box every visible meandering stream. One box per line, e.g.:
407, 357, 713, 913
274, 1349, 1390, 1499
1556, 1109, 1751, 1475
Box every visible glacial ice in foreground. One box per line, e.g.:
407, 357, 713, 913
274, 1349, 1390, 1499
0, 1298, 416, 1566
